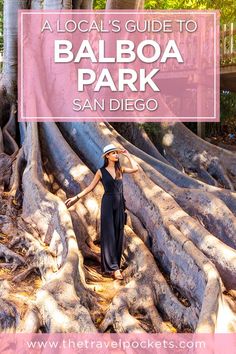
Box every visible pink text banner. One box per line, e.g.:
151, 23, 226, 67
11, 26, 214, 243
1, 333, 236, 354
18, 10, 220, 122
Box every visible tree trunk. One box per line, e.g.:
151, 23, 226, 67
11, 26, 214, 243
72, 0, 93, 8
197, 122, 205, 139
43, 0, 64, 9
63, 0, 73, 9
106, 0, 144, 9
31, 0, 42, 9
153, 122, 236, 190
1, 0, 29, 98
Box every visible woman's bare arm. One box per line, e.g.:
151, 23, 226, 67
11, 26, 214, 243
65, 170, 101, 208
76, 170, 101, 199
122, 166, 138, 173
121, 150, 139, 174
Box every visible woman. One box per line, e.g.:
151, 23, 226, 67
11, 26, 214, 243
65, 144, 139, 280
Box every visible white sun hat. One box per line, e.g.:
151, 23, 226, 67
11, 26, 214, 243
101, 144, 123, 158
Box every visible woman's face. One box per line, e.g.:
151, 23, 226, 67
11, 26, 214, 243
106, 150, 119, 161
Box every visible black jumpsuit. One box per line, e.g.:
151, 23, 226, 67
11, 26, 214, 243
99, 166, 126, 273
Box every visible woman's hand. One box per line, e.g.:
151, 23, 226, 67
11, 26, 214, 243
65, 196, 78, 209
120, 149, 130, 159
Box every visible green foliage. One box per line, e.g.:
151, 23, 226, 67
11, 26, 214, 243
142, 91, 236, 141
144, 1, 236, 23
93, 0, 106, 9
92, 0, 236, 23
220, 91, 236, 122
141, 122, 163, 150
203, 91, 236, 138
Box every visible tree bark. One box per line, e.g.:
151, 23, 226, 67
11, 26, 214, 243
31, 0, 42, 9
1, 0, 29, 98
105, 122, 236, 214
111, 122, 170, 165
43, 0, 64, 9
153, 122, 236, 190
72, 0, 93, 8
106, 0, 144, 9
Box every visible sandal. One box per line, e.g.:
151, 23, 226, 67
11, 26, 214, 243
113, 269, 124, 280
102, 271, 113, 277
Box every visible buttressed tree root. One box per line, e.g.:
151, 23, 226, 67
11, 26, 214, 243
40, 121, 236, 333
157, 122, 236, 190
55, 121, 236, 333
1, 119, 236, 333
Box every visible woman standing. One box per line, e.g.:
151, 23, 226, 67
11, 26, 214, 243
65, 144, 139, 280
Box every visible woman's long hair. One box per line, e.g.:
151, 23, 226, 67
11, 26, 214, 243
102, 154, 122, 179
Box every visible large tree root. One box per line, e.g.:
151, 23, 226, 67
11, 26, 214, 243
6, 146, 27, 206
0, 128, 4, 153
1, 118, 236, 332
100, 226, 191, 333
154, 122, 236, 190
12, 123, 99, 332
133, 156, 236, 248
2, 104, 18, 157
106, 122, 236, 214
39, 124, 189, 332
38, 122, 234, 333
0, 87, 11, 129
111, 122, 170, 165
0, 153, 17, 192
0, 297, 19, 332
56, 121, 236, 332
0, 243, 25, 271
105, 123, 236, 250
39, 122, 103, 249
0, 104, 19, 192
58, 122, 236, 287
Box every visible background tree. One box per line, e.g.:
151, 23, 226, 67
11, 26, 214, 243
145, 0, 236, 23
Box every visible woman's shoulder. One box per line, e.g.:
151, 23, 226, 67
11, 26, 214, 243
97, 167, 103, 178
